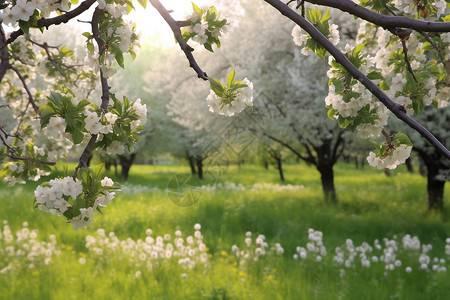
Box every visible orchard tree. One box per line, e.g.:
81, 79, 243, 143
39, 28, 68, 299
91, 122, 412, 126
393, 105, 450, 209
1, 0, 450, 232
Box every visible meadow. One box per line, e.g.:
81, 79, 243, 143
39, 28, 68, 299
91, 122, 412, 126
1, 162, 450, 299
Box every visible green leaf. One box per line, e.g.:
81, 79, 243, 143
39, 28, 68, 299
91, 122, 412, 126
129, 50, 136, 60
367, 71, 384, 80
192, 2, 203, 15
369, 139, 380, 151
327, 108, 337, 120
321, 8, 331, 23
71, 129, 84, 145
137, 0, 147, 8
352, 43, 364, 56
393, 132, 413, 147
49, 92, 62, 105
208, 78, 225, 96
77, 100, 91, 110
91, 164, 104, 176
19, 20, 30, 35
227, 70, 235, 88
203, 42, 213, 52
87, 42, 94, 53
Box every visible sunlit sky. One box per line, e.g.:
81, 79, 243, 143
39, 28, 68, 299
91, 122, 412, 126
69, 0, 211, 47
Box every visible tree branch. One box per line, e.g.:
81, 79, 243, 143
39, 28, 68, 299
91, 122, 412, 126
91, 8, 110, 110
74, 7, 111, 178
9, 65, 39, 113
264, 0, 450, 160
0, 0, 97, 50
400, 39, 418, 83
303, 0, 450, 32
149, 0, 208, 80
29, 39, 67, 78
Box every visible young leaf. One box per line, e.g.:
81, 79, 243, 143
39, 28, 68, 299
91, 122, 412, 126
208, 78, 225, 96
227, 70, 236, 87
137, 0, 147, 8
394, 132, 413, 147
19, 20, 30, 35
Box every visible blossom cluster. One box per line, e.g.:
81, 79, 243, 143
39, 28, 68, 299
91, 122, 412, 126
83, 224, 209, 275
84, 8, 139, 78
34, 173, 117, 231
0, 0, 72, 26
367, 145, 412, 170
291, 3, 449, 169
97, 0, 128, 19
182, 3, 228, 51
0, 221, 60, 274
207, 71, 254, 117
34, 176, 82, 215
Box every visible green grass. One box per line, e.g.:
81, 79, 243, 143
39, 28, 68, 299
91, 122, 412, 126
0, 162, 449, 299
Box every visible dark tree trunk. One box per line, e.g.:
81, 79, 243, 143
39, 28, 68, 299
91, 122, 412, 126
264, 161, 269, 170
196, 156, 203, 180
318, 164, 336, 202
417, 150, 446, 210
427, 170, 445, 210
186, 152, 197, 175
105, 161, 112, 171
276, 156, 285, 181
118, 153, 136, 180
354, 156, 359, 169
405, 157, 414, 173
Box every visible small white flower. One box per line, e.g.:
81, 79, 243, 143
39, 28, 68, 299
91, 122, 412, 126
101, 177, 114, 187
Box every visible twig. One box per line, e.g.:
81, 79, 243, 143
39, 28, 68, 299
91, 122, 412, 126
264, 0, 450, 160
149, 0, 208, 80
29, 39, 67, 78
382, 129, 393, 145
400, 39, 418, 83
8, 65, 39, 113
418, 31, 446, 64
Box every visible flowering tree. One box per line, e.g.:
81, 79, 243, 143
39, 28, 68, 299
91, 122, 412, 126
1, 0, 450, 232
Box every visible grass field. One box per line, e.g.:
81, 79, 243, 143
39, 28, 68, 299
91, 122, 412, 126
0, 162, 449, 299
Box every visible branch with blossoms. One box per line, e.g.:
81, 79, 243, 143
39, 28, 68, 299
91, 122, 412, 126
74, 7, 109, 177
303, 0, 450, 32
264, 0, 450, 161
0, 0, 97, 50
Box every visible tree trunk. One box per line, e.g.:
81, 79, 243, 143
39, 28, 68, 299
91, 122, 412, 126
427, 171, 445, 210
276, 156, 285, 181
405, 157, 414, 173
196, 156, 203, 180
417, 150, 446, 210
318, 164, 336, 202
354, 156, 359, 169
264, 161, 269, 170
186, 152, 197, 175
118, 153, 136, 180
